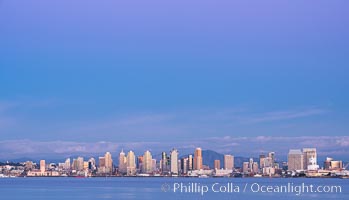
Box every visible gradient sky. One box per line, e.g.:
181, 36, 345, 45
0, 0, 348, 159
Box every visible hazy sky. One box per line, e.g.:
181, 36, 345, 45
0, 0, 348, 159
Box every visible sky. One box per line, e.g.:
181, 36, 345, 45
0, 0, 349, 160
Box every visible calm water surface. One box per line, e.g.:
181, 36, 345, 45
0, 177, 348, 200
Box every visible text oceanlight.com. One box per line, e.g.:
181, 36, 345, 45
166, 182, 342, 196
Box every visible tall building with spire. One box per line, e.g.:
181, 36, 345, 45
118, 149, 127, 174
194, 148, 203, 170
143, 150, 153, 174
170, 148, 179, 175
126, 151, 136, 175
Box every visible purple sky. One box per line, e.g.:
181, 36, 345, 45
0, 0, 348, 160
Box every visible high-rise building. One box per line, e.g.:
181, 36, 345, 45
268, 152, 275, 166
152, 159, 157, 172
104, 152, 113, 174
259, 154, 265, 169
243, 162, 249, 173
72, 159, 77, 170
288, 149, 304, 171
137, 156, 144, 171
181, 157, 189, 174
170, 148, 179, 174
83, 161, 89, 170
170, 148, 178, 174
126, 151, 136, 175
88, 157, 96, 170
161, 152, 168, 173
98, 156, 106, 173
194, 148, 203, 170
188, 155, 193, 171
142, 150, 152, 174
64, 158, 71, 170
214, 160, 220, 169
263, 157, 273, 168
118, 149, 127, 174
252, 162, 259, 173
224, 155, 234, 170
303, 148, 317, 170
249, 158, 254, 172
77, 157, 84, 171
40, 160, 46, 173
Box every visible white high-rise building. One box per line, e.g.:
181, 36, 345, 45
126, 151, 136, 175
170, 148, 179, 175
142, 150, 153, 174
118, 149, 127, 174
64, 158, 71, 170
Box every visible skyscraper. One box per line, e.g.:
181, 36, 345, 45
288, 149, 304, 171
118, 149, 127, 174
224, 155, 234, 170
194, 148, 203, 170
259, 154, 265, 169
161, 152, 168, 173
99, 157, 105, 168
64, 158, 71, 170
137, 156, 143, 171
88, 157, 96, 170
142, 150, 152, 174
170, 148, 179, 174
303, 148, 317, 170
268, 152, 275, 166
181, 157, 189, 174
214, 160, 220, 169
152, 159, 157, 172
243, 162, 249, 173
126, 151, 136, 175
252, 162, 259, 173
77, 157, 84, 171
188, 155, 193, 170
104, 152, 113, 174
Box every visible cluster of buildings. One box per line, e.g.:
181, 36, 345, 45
287, 148, 347, 177
241, 152, 279, 177
118, 148, 235, 177
1, 147, 348, 178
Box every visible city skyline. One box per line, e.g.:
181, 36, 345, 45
3, 145, 347, 178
